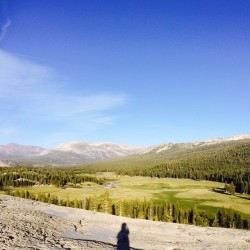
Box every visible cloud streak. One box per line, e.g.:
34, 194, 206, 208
0, 127, 16, 136
0, 0, 11, 42
0, 17, 10, 42
0, 50, 128, 145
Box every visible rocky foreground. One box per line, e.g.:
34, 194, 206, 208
0, 194, 250, 250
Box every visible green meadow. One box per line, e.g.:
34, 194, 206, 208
9, 173, 250, 219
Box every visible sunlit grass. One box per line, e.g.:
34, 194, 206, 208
9, 173, 250, 218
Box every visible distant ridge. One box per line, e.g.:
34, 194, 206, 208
139, 134, 250, 155
85, 133, 250, 169
0, 143, 45, 160
0, 134, 249, 166
16, 141, 145, 166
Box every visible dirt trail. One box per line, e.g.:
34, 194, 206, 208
0, 194, 250, 249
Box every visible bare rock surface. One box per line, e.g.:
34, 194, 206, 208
0, 194, 250, 250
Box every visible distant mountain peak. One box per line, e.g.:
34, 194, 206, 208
53, 141, 144, 153
54, 141, 87, 151
0, 143, 45, 160
26, 141, 145, 165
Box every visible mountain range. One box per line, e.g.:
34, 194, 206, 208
0, 143, 45, 160
84, 133, 250, 169
0, 134, 250, 166
0, 141, 144, 166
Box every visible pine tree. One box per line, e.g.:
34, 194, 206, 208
100, 191, 111, 213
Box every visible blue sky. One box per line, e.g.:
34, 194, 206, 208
0, 0, 249, 148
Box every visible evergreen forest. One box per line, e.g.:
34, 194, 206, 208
0, 141, 250, 230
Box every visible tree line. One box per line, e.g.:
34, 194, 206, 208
0, 167, 105, 189
114, 142, 250, 194
1, 142, 250, 230
1, 143, 249, 194
7, 189, 250, 230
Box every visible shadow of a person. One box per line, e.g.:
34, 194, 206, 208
117, 223, 130, 250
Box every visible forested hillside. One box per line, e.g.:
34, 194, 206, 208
84, 141, 250, 194
84, 139, 250, 168
1, 141, 250, 194
1, 140, 250, 230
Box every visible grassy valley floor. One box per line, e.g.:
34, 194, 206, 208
6, 173, 250, 220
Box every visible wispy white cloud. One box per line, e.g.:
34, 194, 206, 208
0, 127, 16, 136
0, 50, 55, 95
0, 0, 11, 42
29, 94, 126, 121
0, 17, 11, 42
0, 50, 128, 144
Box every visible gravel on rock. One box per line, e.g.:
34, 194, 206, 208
0, 194, 250, 250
